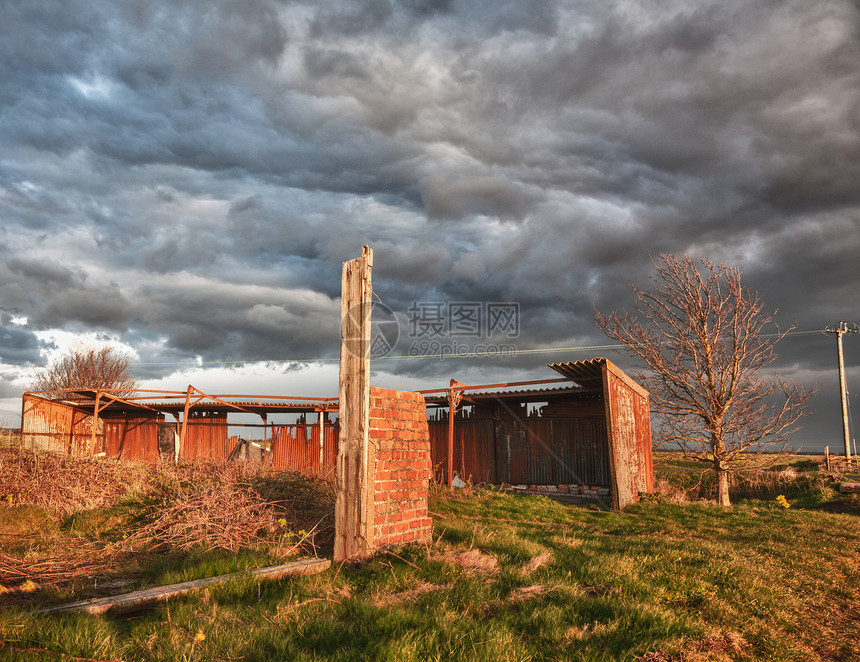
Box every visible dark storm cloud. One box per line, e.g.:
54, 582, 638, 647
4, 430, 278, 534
0, 324, 42, 365
1, 0, 859, 445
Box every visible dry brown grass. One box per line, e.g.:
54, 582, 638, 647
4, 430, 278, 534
121, 485, 289, 554
0, 446, 157, 515
0, 546, 112, 591
636, 632, 749, 661
507, 583, 550, 601
439, 548, 498, 574
0, 445, 336, 592
371, 581, 450, 607
519, 550, 553, 576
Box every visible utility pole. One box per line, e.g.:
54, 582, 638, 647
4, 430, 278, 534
825, 322, 858, 458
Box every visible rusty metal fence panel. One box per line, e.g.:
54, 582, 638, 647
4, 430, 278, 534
492, 416, 609, 486
429, 411, 610, 487
103, 416, 160, 462
180, 412, 228, 461
271, 419, 337, 477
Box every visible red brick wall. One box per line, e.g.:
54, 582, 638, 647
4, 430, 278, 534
369, 387, 432, 548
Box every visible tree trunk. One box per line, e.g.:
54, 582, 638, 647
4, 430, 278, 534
715, 464, 731, 507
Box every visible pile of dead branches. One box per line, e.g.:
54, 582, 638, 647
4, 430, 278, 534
122, 483, 286, 554
0, 445, 157, 515
119, 464, 336, 558
0, 547, 112, 591
0, 448, 337, 590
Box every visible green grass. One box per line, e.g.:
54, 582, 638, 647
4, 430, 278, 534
1, 447, 858, 661
2, 481, 859, 661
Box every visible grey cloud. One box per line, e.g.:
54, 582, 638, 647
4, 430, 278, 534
0, 325, 42, 365
0, 0, 858, 448
420, 175, 537, 221
136, 276, 342, 361
8, 258, 86, 290
32, 285, 134, 331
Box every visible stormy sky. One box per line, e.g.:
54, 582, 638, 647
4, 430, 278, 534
1, 0, 858, 451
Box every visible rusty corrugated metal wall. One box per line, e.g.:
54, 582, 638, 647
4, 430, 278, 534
428, 412, 497, 483
103, 415, 160, 462
21, 394, 98, 455
270, 416, 337, 477
602, 360, 653, 509
180, 412, 228, 461
428, 406, 611, 487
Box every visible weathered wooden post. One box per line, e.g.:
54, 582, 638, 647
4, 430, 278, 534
446, 380, 462, 486
318, 410, 326, 475
334, 245, 373, 562
89, 390, 102, 456
178, 385, 193, 459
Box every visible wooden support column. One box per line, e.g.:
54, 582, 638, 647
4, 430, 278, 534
334, 245, 373, 562
319, 410, 326, 474
447, 380, 463, 486
179, 385, 193, 460
90, 391, 102, 456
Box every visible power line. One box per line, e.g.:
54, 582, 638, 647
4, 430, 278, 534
132, 328, 825, 367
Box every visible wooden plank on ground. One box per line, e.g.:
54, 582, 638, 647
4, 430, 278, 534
41, 558, 331, 616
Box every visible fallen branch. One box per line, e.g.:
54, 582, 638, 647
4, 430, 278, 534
41, 558, 331, 615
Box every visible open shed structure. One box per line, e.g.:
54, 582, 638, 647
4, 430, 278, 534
20, 357, 654, 509
425, 358, 654, 509
21, 387, 339, 476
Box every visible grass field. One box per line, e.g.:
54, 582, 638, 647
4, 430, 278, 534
0, 445, 858, 661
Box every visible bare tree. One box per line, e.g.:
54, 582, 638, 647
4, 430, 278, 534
30, 343, 138, 399
595, 253, 812, 506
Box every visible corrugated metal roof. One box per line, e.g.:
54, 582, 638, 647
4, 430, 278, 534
424, 385, 596, 406
26, 391, 337, 417
546, 357, 607, 383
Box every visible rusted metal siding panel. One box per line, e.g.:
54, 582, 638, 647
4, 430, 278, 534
493, 416, 610, 486
21, 394, 98, 455
603, 360, 654, 509
458, 418, 497, 483
428, 410, 611, 487
428, 416, 448, 482
103, 416, 160, 462
635, 390, 655, 493
70, 409, 97, 456
22, 394, 73, 453
181, 412, 228, 461
322, 421, 338, 478
555, 417, 611, 486
427, 409, 496, 484
271, 420, 337, 477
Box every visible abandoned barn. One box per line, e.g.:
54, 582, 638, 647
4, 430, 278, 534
20, 358, 654, 509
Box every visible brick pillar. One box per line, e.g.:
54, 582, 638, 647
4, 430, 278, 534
369, 387, 433, 548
